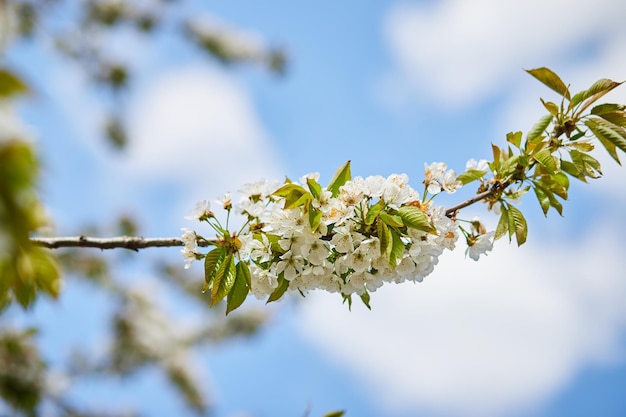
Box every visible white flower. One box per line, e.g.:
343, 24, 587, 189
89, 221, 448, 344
364, 175, 385, 198
441, 169, 462, 194
466, 231, 495, 261
275, 250, 304, 281
215, 192, 232, 210
180, 228, 198, 250
240, 179, 278, 202
339, 178, 365, 206
185, 200, 213, 221
466, 158, 489, 172
180, 228, 201, 269
424, 162, 447, 195
299, 172, 320, 185
330, 230, 354, 254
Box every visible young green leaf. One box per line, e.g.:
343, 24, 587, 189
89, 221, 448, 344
360, 291, 371, 310
309, 207, 323, 231
307, 177, 322, 200
540, 98, 559, 116
585, 118, 626, 155
388, 229, 405, 270
526, 114, 553, 142
457, 169, 486, 185
571, 78, 623, 109
570, 148, 602, 178
397, 206, 437, 234
365, 199, 385, 225
507, 131, 523, 148
211, 254, 236, 306
526, 67, 570, 99
322, 411, 346, 417
507, 204, 528, 246
533, 185, 551, 216
266, 274, 289, 304
560, 159, 586, 182
494, 204, 509, 240
204, 248, 226, 288
379, 211, 404, 228
377, 220, 392, 258
342, 293, 353, 311
533, 149, 558, 174
0, 68, 29, 98
272, 183, 311, 209
327, 160, 351, 197
226, 262, 251, 315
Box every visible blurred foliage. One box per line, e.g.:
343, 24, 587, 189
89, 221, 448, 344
0, 138, 61, 310
4, 0, 286, 150
1, 0, 282, 414
0, 328, 45, 416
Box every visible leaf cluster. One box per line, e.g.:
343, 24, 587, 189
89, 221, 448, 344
459, 68, 625, 246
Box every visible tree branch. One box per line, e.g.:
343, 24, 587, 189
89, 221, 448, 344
445, 189, 495, 217
30, 236, 214, 251
31, 183, 508, 250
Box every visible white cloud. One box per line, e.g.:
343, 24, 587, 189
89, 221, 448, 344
383, 0, 626, 107
125, 66, 282, 192
296, 225, 626, 417
120, 66, 284, 229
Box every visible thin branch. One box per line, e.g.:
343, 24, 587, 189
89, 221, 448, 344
31, 236, 214, 251
445, 189, 495, 217
31, 184, 506, 250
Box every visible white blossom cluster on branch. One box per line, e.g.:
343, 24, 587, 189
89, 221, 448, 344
181, 161, 494, 312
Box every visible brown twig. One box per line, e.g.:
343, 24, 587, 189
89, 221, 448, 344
30, 236, 214, 251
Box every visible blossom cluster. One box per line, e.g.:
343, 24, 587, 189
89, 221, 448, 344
182, 162, 495, 310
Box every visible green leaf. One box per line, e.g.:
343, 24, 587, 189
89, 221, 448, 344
508, 205, 528, 246
526, 67, 570, 99
365, 199, 385, 225
226, 262, 250, 315
397, 206, 437, 234
273, 183, 312, 209
586, 118, 626, 154
591, 103, 625, 115
598, 111, 626, 128
560, 159, 585, 182
457, 169, 486, 185
540, 98, 559, 116
359, 291, 371, 310
507, 131, 523, 148
0, 68, 29, 98
322, 411, 346, 417
533, 185, 551, 216
379, 211, 404, 228
571, 79, 623, 108
570, 149, 602, 178
309, 207, 323, 231
532, 182, 564, 216
267, 274, 289, 303
307, 177, 322, 200
204, 248, 226, 289
388, 229, 405, 270
567, 141, 594, 152
211, 254, 236, 306
526, 114, 553, 142
377, 220, 392, 258
494, 204, 509, 240
342, 293, 353, 310
327, 160, 352, 197
533, 149, 558, 174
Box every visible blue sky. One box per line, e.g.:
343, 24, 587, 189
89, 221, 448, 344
5, 0, 626, 416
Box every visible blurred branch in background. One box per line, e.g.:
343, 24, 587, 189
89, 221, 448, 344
1, 0, 285, 415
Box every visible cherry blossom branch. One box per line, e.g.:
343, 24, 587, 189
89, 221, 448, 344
30, 236, 215, 251
445, 183, 507, 217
